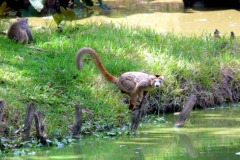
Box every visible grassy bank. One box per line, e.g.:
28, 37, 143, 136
1, 20, 240, 141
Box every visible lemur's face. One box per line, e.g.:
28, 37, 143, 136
152, 75, 164, 88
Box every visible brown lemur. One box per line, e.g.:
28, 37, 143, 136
76, 47, 164, 110
7, 18, 33, 44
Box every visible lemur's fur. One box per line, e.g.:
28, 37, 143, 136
76, 47, 164, 110
7, 18, 33, 44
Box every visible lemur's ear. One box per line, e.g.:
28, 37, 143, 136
155, 75, 164, 81
150, 75, 156, 80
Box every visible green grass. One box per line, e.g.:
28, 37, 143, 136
1, 20, 240, 137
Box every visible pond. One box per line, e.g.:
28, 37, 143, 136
91, 0, 240, 36
26, 0, 240, 37
3, 105, 240, 160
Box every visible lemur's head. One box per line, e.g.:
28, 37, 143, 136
17, 18, 28, 24
151, 75, 164, 88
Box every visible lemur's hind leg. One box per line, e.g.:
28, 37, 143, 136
129, 94, 139, 110
129, 90, 148, 110
138, 91, 149, 102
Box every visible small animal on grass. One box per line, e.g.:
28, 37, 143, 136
7, 18, 33, 44
214, 29, 220, 38
230, 31, 235, 39
76, 47, 164, 110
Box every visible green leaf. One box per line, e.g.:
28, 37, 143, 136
0, 1, 10, 16
65, 9, 75, 21
52, 13, 64, 25
60, 6, 66, 14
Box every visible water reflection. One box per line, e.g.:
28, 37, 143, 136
177, 133, 198, 158
102, 0, 184, 16
3, 106, 240, 159
23, 0, 240, 36
78, 0, 240, 36
130, 147, 145, 160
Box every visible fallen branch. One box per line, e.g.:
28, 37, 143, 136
28, 46, 49, 52
175, 94, 196, 127
34, 111, 47, 144
0, 99, 5, 123
22, 102, 36, 141
131, 98, 147, 132
131, 108, 142, 132
72, 104, 82, 137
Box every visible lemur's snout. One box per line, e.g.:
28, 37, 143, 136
154, 80, 162, 88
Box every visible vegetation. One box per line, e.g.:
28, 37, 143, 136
1, 19, 240, 152
0, 0, 108, 17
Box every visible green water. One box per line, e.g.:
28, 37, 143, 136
3, 106, 240, 160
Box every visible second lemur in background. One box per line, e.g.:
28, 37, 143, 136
214, 29, 220, 38
7, 18, 33, 44
230, 31, 235, 40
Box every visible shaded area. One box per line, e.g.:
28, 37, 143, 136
0, 0, 71, 16
104, 0, 184, 15
184, 0, 240, 9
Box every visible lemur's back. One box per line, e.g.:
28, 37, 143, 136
7, 18, 33, 44
117, 72, 153, 94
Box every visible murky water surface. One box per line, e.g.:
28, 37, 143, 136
3, 106, 240, 160
28, 0, 240, 37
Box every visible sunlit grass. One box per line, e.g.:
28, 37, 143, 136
1, 20, 240, 136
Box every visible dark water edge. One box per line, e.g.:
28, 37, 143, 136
2, 105, 240, 160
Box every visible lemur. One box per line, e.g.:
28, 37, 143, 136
76, 47, 164, 110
